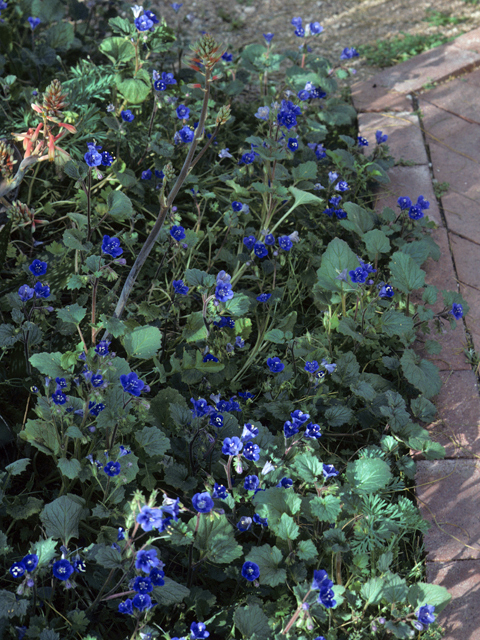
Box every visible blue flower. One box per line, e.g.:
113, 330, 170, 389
358, 136, 369, 147
328, 171, 339, 183
450, 303, 463, 319
376, 130, 388, 144
349, 266, 368, 284
135, 549, 161, 573
267, 357, 284, 373
133, 576, 153, 594
264, 233, 275, 245
295, 27, 305, 37
171, 2, 183, 11
121, 110, 134, 122
95, 340, 110, 356
218, 148, 233, 159
263, 33, 274, 44
305, 422, 322, 438
142, 169, 152, 180
257, 293, 271, 303
101, 151, 114, 167
287, 137, 298, 152
335, 180, 349, 192
73, 557, 86, 572
28, 16, 40, 29
241, 561, 260, 581
102, 235, 123, 258
190, 622, 210, 640
239, 151, 257, 165
29, 259, 47, 277
56, 377, 67, 388
416, 604, 435, 626
323, 464, 339, 478
243, 236, 256, 251
137, 506, 164, 531
84, 142, 102, 167
176, 125, 195, 144
176, 104, 190, 119
191, 397, 210, 417
52, 559, 74, 581
134, 14, 153, 30
244, 475, 259, 491
253, 513, 268, 526
291, 16, 302, 28
144, 9, 159, 24
310, 21, 323, 34
397, 196, 412, 210
173, 279, 189, 295
192, 492, 214, 513
117, 527, 125, 541
278, 236, 293, 251
149, 567, 165, 586
170, 225, 186, 241
120, 372, 145, 396
9, 562, 26, 578
241, 423, 258, 440
277, 99, 302, 130
243, 441, 260, 461
22, 554, 39, 572
379, 284, 394, 298
307, 142, 326, 159
237, 516, 252, 531
222, 52, 233, 62
215, 281, 234, 302
321, 359, 336, 374
132, 593, 153, 611
417, 195, 430, 210
91, 372, 104, 387
104, 461, 121, 477
118, 599, 133, 614
335, 209, 347, 219
209, 412, 224, 428
52, 390, 67, 405
213, 483, 228, 499
89, 402, 105, 416
298, 89, 311, 101
18, 285, 34, 302
340, 47, 359, 59
312, 569, 333, 590
284, 421, 299, 438
408, 205, 423, 220
235, 336, 245, 348
254, 242, 268, 258
34, 282, 50, 298
277, 477, 293, 488
304, 361, 319, 373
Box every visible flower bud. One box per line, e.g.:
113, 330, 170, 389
216, 104, 231, 126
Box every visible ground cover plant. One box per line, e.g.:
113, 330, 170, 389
0, 2, 467, 640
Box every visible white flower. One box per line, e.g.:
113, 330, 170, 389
288, 231, 300, 243
131, 4, 144, 18
261, 461, 275, 475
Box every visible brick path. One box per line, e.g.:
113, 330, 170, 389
353, 29, 480, 640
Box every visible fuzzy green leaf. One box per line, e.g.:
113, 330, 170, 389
135, 426, 170, 457
389, 251, 425, 294
311, 495, 342, 522
40, 495, 87, 545
123, 325, 162, 359
234, 604, 271, 640
346, 458, 392, 495
245, 544, 286, 587
400, 349, 442, 399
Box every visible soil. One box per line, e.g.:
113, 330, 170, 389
153, 0, 480, 84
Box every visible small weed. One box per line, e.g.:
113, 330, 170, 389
358, 32, 451, 68
216, 8, 232, 22
424, 9, 465, 26
464, 0, 480, 4
433, 180, 450, 198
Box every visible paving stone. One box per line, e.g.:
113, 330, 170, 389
426, 560, 480, 639
360, 43, 480, 94
465, 66, 480, 87
453, 27, 480, 55
450, 234, 480, 290
426, 371, 480, 458
350, 80, 412, 113
423, 227, 458, 294
358, 112, 428, 164
415, 459, 480, 561
374, 166, 442, 227
459, 283, 480, 356
414, 323, 470, 372
441, 191, 480, 247
421, 78, 480, 124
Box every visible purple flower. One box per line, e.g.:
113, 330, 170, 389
9, 562, 26, 578
304, 361, 319, 373
104, 461, 121, 476
133, 576, 153, 594
222, 437, 243, 455
257, 293, 271, 303
95, 340, 110, 356
137, 506, 164, 531
176, 104, 190, 119
254, 242, 268, 258
243, 236, 256, 251
135, 549, 161, 573
241, 561, 260, 581
18, 285, 34, 302
287, 137, 298, 152
379, 284, 394, 298
142, 169, 152, 180
173, 279, 189, 295
132, 593, 153, 611
190, 622, 210, 640
243, 441, 260, 461
309, 21, 323, 34
278, 236, 293, 251
263, 33, 274, 44
118, 599, 133, 614
52, 559, 74, 581
340, 47, 359, 59
171, 2, 183, 11
416, 604, 435, 626
219, 148, 233, 159
22, 554, 39, 572
29, 259, 47, 277
397, 196, 412, 210
323, 464, 339, 479
235, 336, 245, 348
244, 475, 259, 491
102, 235, 123, 258
376, 130, 388, 144
267, 357, 284, 373
213, 483, 228, 499
121, 109, 135, 122
450, 303, 463, 320
192, 492, 214, 513
170, 225, 186, 241
408, 205, 423, 220
120, 372, 145, 396
135, 14, 154, 30
358, 136, 369, 147
28, 16, 40, 29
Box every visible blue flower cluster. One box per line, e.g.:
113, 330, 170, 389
312, 569, 336, 608
397, 194, 430, 220
304, 358, 336, 378
153, 70, 177, 91
133, 5, 159, 31
215, 270, 234, 302
298, 81, 327, 101
137, 500, 180, 532
119, 549, 165, 614
9, 553, 39, 578
277, 100, 302, 130
120, 372, 145, 396
84, 142, 114, 167
349, 256, 377, 285
291, 16, 323, 38
283, 409, 322, 439
243, 230, 296, 258
340, 47, 359, 60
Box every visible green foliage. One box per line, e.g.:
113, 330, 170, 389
358, 32, 452, 68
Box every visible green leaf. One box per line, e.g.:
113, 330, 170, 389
291, 161, 317, 181
311, 495, 342, 522
407, 582, 451, 613
183, 311, 208, 342
388, 251, 425, 294
117, 77, 151, 103
0, 324, 19, 347
264, 329, 285, 344
377, 551, 393, 572
57, 303, 87, 326
234, 604, 271, 640
293, 453, 323, 483
380, 310, 414, 337
315, 237, 358, 292
193, 514, 242, 564
245, 544, 286, 587
383, 572, 408, 604
224, 293, 251, 317
39, 495, 87, 545
384, 621, 412, 638
346, 458, 392, 495
123, 325, 162, 359
252, 487, 302, 527
108, 16, 133, 36
400, 349, 442, 399
108, 190, 134, 220
402, 240, 432, 266
184, 269, 216, 288
296, 539, 318, 562
153, 577, 190, 606
194, 350, 224, 373
94, 544, 124, 569
63, 229, 90, 251
325, 404, 353, 427
422, 285, 438, 305
340, 202, 376, 235
275, 513, 300, 541
0, 590, 29, 619
57, 458, 82, 480
5, 458, 30, 476
424, 339, 442, 355
135, 426, 170, 456
99, 37, 136, 63
288, 186, 323, 208
32, 538, 57, 568
63, 160, 88, 181
100, 314, 127, 338
21, 419, 60, 456
361, 577, 385, 606
45, 22, 74, 49
31, 0, 64, 21
411, 396, 437, 422
363, 229, 391, 257
6, 496, 44, 520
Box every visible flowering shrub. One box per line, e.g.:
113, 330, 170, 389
0, 2, 464, 640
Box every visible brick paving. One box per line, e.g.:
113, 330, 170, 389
354, 28, 480, 639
